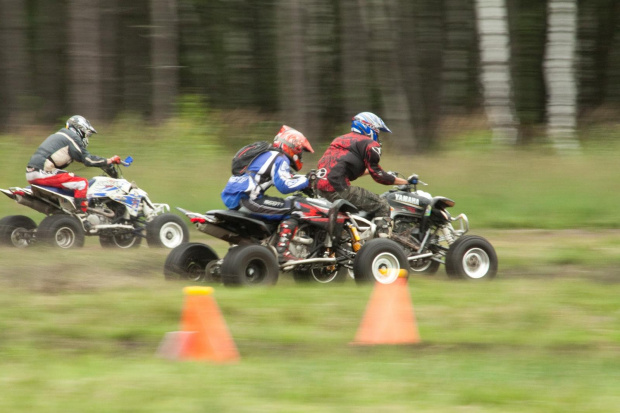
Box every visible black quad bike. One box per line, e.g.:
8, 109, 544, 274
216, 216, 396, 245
381, 173, 498, 281
164, 193, 409, 286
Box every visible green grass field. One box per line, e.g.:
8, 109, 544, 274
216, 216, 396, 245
1, 124, 619, 412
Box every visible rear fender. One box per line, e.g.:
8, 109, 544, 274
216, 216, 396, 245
327, 199, 358, 237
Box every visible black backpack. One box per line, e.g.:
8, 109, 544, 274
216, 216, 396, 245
231, 141, 272, 176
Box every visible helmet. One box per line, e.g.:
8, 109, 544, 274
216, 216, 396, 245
66, 115, 97, 146
273, 125, 314, 171
351, 112, 391, 142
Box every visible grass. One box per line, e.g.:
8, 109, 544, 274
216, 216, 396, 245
1, 123, 620, 411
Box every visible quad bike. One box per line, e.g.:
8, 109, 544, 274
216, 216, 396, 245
0, 156, 189, 249
164, 190, 409, 286
381, 173, 498, 281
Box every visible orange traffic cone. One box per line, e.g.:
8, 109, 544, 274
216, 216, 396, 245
157, 286, 240, 363
351, 269, 421, 345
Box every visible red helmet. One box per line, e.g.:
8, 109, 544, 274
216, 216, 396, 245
273, 125, 314, 171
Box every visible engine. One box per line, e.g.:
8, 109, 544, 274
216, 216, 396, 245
391, 217, 421, 252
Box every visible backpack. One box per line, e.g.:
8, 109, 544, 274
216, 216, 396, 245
231, 141, 272, 176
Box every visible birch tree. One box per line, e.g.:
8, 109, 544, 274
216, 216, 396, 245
475, 0, 519, 145
544, 0, 580, 152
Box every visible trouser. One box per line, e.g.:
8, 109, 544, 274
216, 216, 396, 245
26, 169, 89, 211
319, 185, 392, 237
239, 196, 297, 258
239, 195, 293, 219
318, 185, 390, 217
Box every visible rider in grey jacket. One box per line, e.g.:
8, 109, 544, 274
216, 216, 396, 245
26, 115, 121, 213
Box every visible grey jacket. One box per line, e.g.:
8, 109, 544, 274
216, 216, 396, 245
27, 128, 107, 171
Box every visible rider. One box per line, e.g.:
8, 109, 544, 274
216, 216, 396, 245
316, 112, 409, 237
26, 115, 121, 213
221, 125, 315, 262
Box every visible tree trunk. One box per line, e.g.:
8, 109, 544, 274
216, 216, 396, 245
363, 0, 416, 153
340, 0, 372, 117
67, 0, 102, 121
120, 0, 151, 117
276, 0, 308, 131
442, 0, 480, 115
32, 0, 66, 124
544, 0, 580, 153
100, 0, 121, 121
151, 0, 178, 123
474, 0, 519, 145
0, 0, 31, 130
399, 0, 445, 152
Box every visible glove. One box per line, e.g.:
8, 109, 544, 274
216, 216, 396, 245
302, 186, 315, 197
407, 174, 419, 185
306, 170, 317, 182
109, 155, 121, 164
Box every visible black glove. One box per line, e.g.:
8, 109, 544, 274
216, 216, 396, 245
306, 169, 317, 182
302, 186, 315, 197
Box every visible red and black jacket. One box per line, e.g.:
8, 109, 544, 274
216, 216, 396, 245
316, 132, 395, 192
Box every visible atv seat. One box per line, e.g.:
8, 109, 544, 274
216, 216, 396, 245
28, 178, 97, 198
29, 185, 74, 197
206, 209, 279, 239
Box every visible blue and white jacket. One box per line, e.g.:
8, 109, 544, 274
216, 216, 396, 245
221, 150, 308, 209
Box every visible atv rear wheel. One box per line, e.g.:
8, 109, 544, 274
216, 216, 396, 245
352, 239, 409, 285
0, 215, 37, 248
445, 235, 498, 280
37, 215, 85, 248
221, 245, 279, 287
164, 243, 219, 282
146, 213, 189, 248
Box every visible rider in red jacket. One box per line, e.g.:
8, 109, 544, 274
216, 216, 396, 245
316, 112, 408, 236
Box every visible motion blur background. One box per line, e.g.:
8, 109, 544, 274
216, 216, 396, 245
0, 0, 618, 153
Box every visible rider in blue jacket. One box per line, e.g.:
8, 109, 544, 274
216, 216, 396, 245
221, 125, 314, 262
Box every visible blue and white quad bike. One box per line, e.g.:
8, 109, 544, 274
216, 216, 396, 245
0, 156, 189, 249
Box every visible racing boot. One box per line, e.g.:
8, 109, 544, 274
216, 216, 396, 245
373, 216, 393, 238
74, 197, 88, 214
276, 218, 301, 264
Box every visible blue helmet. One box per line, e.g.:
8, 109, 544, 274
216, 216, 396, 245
351, 112, 391, 142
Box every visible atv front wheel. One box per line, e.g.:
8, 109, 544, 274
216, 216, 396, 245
146, 213, 189, 248
445, 235, 498, 280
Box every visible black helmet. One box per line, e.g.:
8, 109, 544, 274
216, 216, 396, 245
66, 115, 97, 146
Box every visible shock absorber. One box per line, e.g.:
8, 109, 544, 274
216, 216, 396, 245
348, 223, 362, 252
442, 226, 455, 244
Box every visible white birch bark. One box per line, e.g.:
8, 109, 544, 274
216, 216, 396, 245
544, 0, 581, 153
475, 0, 519, 145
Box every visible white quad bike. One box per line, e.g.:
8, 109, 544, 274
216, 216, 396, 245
0, 156, 189, 249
